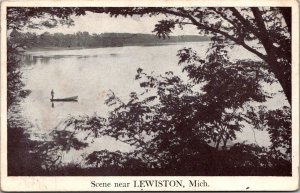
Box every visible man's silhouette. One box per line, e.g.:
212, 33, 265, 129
51, 89, 54, 100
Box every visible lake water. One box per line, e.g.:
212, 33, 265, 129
20, 42, 288, 163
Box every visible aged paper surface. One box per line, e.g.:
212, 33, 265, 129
1, 0, 299, 191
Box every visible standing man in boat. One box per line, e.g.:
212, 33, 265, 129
51, 89, 54, 100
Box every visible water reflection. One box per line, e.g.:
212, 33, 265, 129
21, 54, 102, 66
51, 100, 78, 108
39, 57, 51, 64
21, 54, 38, 65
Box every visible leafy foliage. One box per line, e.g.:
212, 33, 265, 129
62, 50, 291, 175
245, 106, 292, 158
265, 107, 291, 156
85, 150, 147, 169
153, 20, 176, 39
7, 127, 44, 175
177, 47, 275, 108
7, 41, 31, 109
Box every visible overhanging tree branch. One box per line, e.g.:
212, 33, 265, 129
149, 8, 267, 60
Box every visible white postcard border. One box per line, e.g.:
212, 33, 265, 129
1, 0, 299, 191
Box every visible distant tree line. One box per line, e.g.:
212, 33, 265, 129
10, 30, 210, 49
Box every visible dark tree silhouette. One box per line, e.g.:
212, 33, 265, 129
245, 105, 292, 158
61, 46, 291, 175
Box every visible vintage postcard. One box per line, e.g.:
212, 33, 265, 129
0, 0, 299, 191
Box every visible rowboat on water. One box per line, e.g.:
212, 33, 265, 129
50, 96, 78, 102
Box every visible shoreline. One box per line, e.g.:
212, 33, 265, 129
24, 41, 210, 52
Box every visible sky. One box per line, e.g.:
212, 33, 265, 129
26, 12, 200, 36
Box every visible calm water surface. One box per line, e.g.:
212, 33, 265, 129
21, 43, 206, 131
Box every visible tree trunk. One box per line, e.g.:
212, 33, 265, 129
222, 136, 228, 150
279, 7, 291, 34
265, 57, 291, 105
215, 137, 221, 150
251, 7, 291, 105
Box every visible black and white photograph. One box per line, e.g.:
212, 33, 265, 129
1, 0, 299, 191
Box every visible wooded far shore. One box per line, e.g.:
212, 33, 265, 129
10, 30, 211, 50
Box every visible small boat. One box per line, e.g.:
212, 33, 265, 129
50, 96, 78, 102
